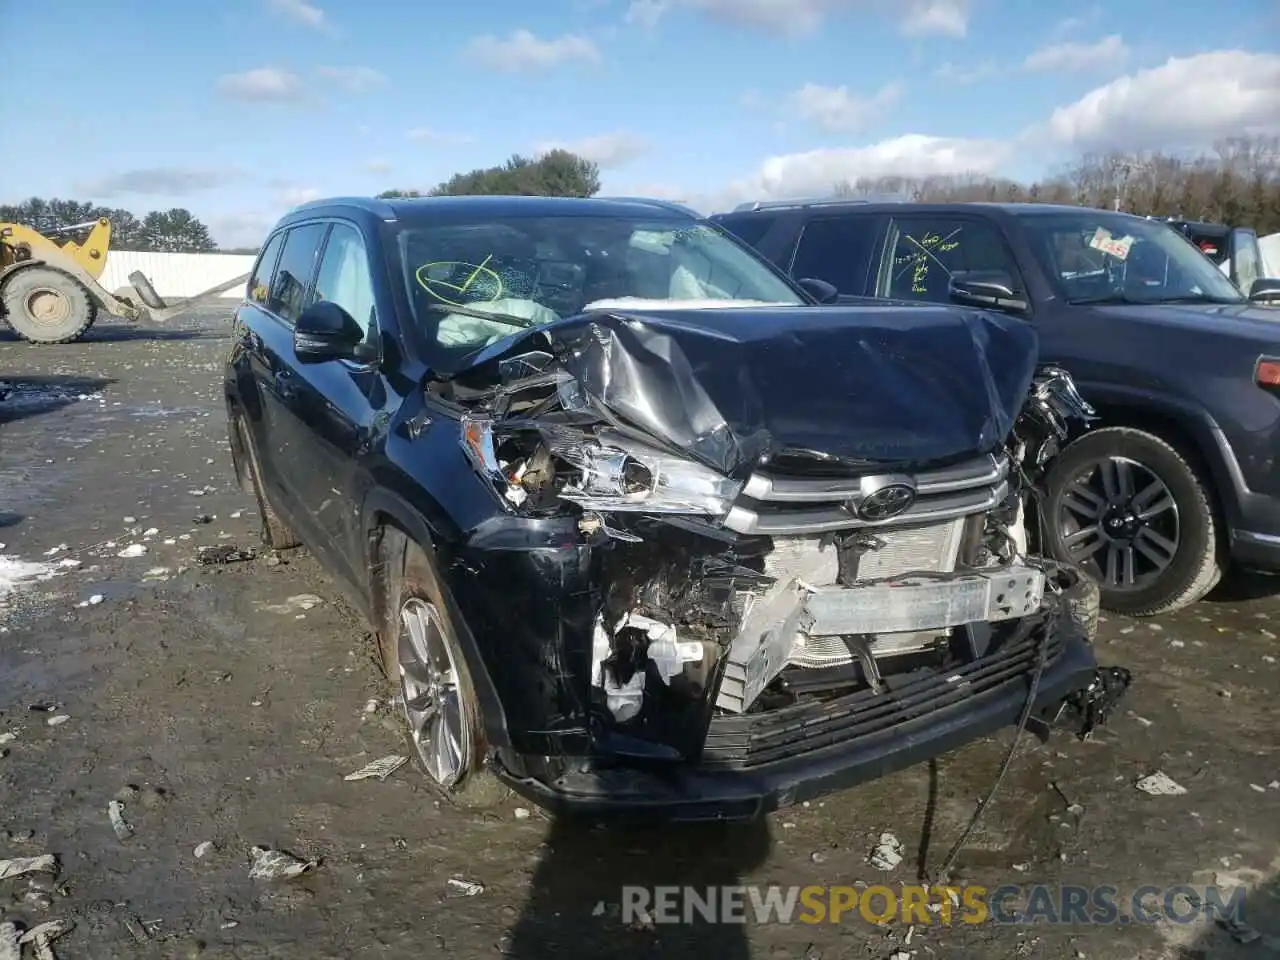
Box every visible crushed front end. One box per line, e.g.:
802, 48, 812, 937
427, 305, 1107, 821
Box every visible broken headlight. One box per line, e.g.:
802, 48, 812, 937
557, 434, 741, 516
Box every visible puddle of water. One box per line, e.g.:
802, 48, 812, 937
1, 386, 103, 416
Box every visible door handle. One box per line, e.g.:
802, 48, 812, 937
274, 370, 298, 400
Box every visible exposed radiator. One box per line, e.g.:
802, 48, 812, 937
761, 519, 965, 586
759, 519, 967, 670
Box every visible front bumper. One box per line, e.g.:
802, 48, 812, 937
495, 619, 1097, 823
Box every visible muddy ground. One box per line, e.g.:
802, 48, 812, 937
1, 306, 1278, 960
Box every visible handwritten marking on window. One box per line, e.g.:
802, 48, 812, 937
414, 256, 505, 306
893, 228, 962, 294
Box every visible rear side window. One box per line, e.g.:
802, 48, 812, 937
790, 217, 880, 295
248, 232, 284, 306
715, 214, 778, 250
268, 223, 328, 323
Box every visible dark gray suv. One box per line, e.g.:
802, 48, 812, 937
714, 200, 1280, 616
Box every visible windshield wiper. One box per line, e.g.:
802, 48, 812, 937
1144, 295, 1242, 305
1068, 294, 1144, 305
423, 302, 539, 330
1069, 293, 1241, 306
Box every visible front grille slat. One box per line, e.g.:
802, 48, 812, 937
703, 631, 1061, 769
724, 452, 1010, 536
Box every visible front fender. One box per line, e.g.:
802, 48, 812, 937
1070, 379, 1246, 528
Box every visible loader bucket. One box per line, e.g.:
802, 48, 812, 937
125, 271, 250, 324
128, 270, 166, 310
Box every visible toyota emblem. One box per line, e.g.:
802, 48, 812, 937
855, 481, 917, 521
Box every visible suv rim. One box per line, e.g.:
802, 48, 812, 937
1058, 456, 1181, 591
398, 597, 470, 786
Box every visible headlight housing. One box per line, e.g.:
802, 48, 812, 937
557, 432, 741, 517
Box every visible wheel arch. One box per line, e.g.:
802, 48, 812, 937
361, 486, 512, 751
1071, 384, 1239, 534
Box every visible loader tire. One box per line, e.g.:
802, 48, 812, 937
1, 267, 97, 344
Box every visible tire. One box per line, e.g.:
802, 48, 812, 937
1, 267, 97, 344
230, 412, 300, 550
1043, 427, 1221, 617
376, 526, 509, 809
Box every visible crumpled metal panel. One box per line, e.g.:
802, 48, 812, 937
460, 302, 1041, 477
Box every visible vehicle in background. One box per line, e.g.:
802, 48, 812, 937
0, 217, 247, 344
1156, 218, 1269, 298
223, 194, 1104, 819
713, 199, 1280, 617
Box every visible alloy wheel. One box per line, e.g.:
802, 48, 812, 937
1057, 456, 1181, 591
397, 597, 471, 787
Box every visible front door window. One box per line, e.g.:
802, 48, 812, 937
878, 217, 1022, 304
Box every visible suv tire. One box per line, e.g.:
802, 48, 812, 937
377, 526, 509, 809
1043, 427, 1221, 617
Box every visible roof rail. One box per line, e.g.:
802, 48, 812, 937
597, 196, 701, 217
288, 195, 400, 221
729, 194, 912, 213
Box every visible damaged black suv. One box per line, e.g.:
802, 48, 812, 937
225, 195, 1105, 821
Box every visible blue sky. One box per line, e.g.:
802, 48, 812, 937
2, 0, 1277, 247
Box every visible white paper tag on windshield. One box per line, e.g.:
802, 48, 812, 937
1089, 227, 1134, 260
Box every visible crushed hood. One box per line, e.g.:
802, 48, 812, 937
461, 303, 1041, 477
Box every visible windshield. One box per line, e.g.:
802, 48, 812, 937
1022, 212, 1245, 306
398, 216, 804, 360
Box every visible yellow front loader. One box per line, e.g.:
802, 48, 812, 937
0, 218, 249, 344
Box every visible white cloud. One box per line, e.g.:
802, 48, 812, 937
1052, 5, 1101, 37
791, 82, 902, 133
933, 60, 999, 84
281, 187, 322, 206
704, 134, 1011, 211
217, 68, 306, 103
1023, 35, 1128, 73
208, 213, 276, 250
696, 49, 1280, 213
625, 0, 970, 38
463, 30, 601, 72
406, 127, 473, 145
266, 0, 330, 32
77, 168, 239, 199
1042, 50, 1280, 151
625, 0, 666, 28
899, 0, 969, 37
610, 182, 690, 201
534, 131, 650, 168
365, 159, 392, 174
316, 66, 387, 92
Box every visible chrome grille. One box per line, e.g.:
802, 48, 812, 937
724, 453, 1009, 536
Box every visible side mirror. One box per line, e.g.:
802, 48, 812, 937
797, 277, 839, 304
1248, 277, 1280, 305
294, 301, 374, 363
949, 277, 1029, 314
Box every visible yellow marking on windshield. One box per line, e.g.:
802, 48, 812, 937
461, 254, 492, 293
414, 258, 504, 306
